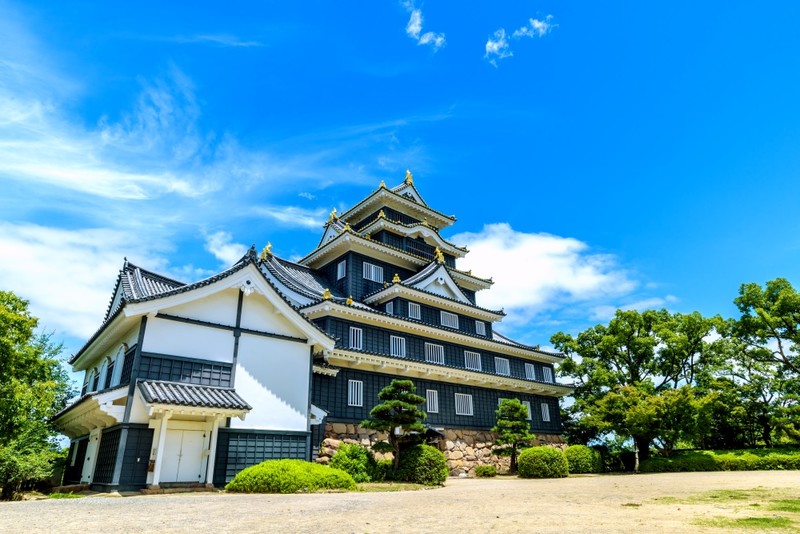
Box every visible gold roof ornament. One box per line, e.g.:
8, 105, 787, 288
379, 180, 386, 189
434, 247, 445, 264
422, 217, 429, 227
378, 209, 386, 219
322, 288, 333, 300
405, 168, 414, 185
328, 208, 338, 222
392, 273, 401, 283
343, 222, 351, 232
259, 242, 273, 259
346, 295, 353, 306
364, 232, 371, 240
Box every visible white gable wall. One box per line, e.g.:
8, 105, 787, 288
162, 288, 239, 325
142, 318, 235, 363
239, 292, 308, 338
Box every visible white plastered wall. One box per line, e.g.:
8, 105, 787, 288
142, 317, 234, 363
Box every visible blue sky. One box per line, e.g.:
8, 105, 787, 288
2, 1, 800, 361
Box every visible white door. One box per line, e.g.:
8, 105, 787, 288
160, 430, 207, 483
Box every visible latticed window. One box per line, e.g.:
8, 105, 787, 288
440, 311, 459, 329
362, 262, 383, 282
525, 362, 536, 380
494, 357, 510, 376
541, 403, 551, 422
464, 351, 482, 371
348, 380, 363, 407
522, 401, 532, 420
454, 393, 473, 416
475, 320, 486, 335
349, 327, 363, 350
337, 260, 346, 280
424, 343, 445, 364
390, 335, 406, 357
385, 301, 394, 315
426, 390, 439, 413
104, 358, 115, 389
408, 302, 421, 320
543, 367, 554, 383
91, 368, 100, 391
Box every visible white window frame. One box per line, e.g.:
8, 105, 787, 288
424, 342, 445, 365
464, 351, 482, 371
349, 326, 363, 350
475, 320, 486, 336
543, 367, 554, 383
408, 302, 421, 320
337, 260, 346, 280
454, 393, 474, 416
390, 335, 406, 357
363, 262, 383, 283
348, 380, 364, 407
385, 301, 394, 315
525, 362, 536, 381
440, 311, 459, 329
494, 357, 510, 376
426, 389, 439, 413
541, 402, 551, 422
522, 401, 532, 420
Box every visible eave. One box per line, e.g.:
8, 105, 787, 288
53, 386, 128, 439
447, 267, 493, 291
301, 301, 563, 364
363, 283, 504, 322
326, 349, 573, 397
299, 230, 431, 271
358, 217, 467, 258
339, 186, 455, 230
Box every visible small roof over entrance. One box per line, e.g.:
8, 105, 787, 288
138, 380, 251, 419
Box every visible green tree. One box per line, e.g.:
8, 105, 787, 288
491, 399, 536, 473
361, 379, 426, 472
0, 291, 73, 500
552, 309, 719, 464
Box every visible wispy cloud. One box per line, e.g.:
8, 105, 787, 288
250, 205, 328, 229
486, 15, 555, 66
169, 34, 264, 47
403, 2, 446, 50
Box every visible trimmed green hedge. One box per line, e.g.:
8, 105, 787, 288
640, 449, 800, 473
474, 465, 497, 478
330, 443, 378, 482
564, 445, 602, 474
395, 444, 448, 485
225, 459, 356, 493
518, 447, 569, 478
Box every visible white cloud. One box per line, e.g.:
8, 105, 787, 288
403, 3, 446, 50
486, 14, 555, 66
172, 34, 263, 47
251, 205, 328, 229
450, 223, 638, 325
204, 231, 248, 266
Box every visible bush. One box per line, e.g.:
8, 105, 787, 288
395, 444, 448, 485
225, 459, 356, 493
517, 447, 569, 478
639, 449, 800, 473
329, 443, 378, 483
564, 445, 602, 474
474, 465, 497, 478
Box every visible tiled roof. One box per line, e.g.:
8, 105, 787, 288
104, 261, 186, 320
138, 380, 252, 410
261, 254, 341, 301
362, 281, 505, 317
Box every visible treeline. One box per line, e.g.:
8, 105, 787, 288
552, 278, 800, 469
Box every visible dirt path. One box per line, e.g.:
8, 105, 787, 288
2, 471, 798, 533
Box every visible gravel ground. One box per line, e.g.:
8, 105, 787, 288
2, 471, 799, 534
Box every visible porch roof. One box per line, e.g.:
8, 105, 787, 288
138, 380, 252, 411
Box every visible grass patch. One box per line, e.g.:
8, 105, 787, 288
640, 448, 800, 473
770, 500, 800, 513
48, 492, 83, 499
621, 502, 641, 507
695, 516, 795, 530
357, 482, 432, 492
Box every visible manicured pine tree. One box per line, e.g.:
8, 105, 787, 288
492, 398, 536, 474
361, 379, 426, 472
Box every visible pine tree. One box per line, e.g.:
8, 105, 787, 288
361, 379, 426, 471
492, 399, 536, 473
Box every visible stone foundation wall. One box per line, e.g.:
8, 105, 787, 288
317, 422, 565, 477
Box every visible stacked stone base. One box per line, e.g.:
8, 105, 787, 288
317, 422, 565, 477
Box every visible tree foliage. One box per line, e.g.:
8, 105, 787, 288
360, 379, 426, 472
0, 291, 73, 500
491, 398, 535, 473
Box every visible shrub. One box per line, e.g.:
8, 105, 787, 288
564, 445, 602, 474
639, 448, 800, 473
517, 447, 569, 478
474, 465, 497, 478
329, 443, 378, 483
395, 444, 448, 485
225, 459, 356, 493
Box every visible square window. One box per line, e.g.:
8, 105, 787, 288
525, 363, 536, 381
494, 357, 510, 376
543, 367, 554, 383
408, 302, 421, 320
426, 390, 439, 413
454, 393, 473, 416
363, 262, 383, 283
440, 311, 459, 329
464, 351, 482, 371
390, 335, 406, 357
349, 327, 363, 350
424, 342, 445, 364
386, 301, 394, 315
475, 320, 486, 336
348, 380, 363, 407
